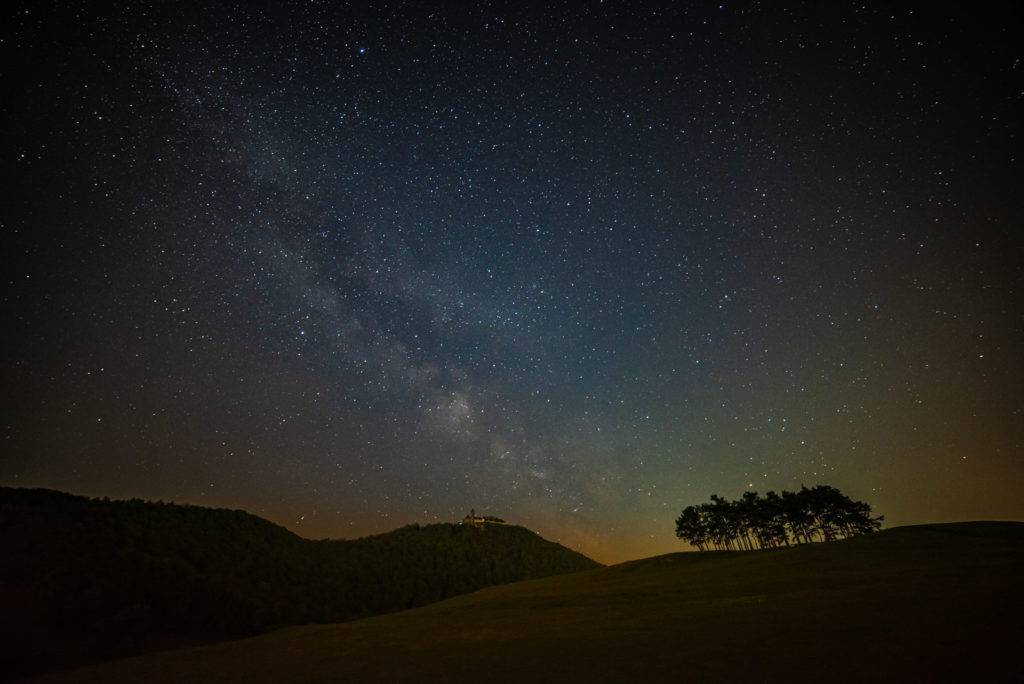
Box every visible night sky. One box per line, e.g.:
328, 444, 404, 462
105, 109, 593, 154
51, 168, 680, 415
5, 2, 1022, 563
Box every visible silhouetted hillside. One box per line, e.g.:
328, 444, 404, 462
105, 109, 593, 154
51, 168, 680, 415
24, 522, 1024, 684
0, 487, 599, 680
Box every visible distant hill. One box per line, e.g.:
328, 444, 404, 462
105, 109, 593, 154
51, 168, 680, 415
0, 487, 599, 681
23, 521, 1024, 684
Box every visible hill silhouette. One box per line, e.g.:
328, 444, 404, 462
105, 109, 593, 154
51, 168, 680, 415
0, 487, 599, 681
21, 521, 1024, 683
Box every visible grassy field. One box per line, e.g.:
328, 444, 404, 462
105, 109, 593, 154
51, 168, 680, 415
25, 522, 1024, 683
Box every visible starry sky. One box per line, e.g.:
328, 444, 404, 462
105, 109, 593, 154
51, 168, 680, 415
5, 2, 1022, 563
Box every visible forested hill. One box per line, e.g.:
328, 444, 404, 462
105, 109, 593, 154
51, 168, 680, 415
0, 487, 599, 680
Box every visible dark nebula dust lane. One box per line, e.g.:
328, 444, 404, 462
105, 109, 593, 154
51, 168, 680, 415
4, 1, 1022, 562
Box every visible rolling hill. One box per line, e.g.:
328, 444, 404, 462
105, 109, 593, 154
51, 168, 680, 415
0, 487, 599, 680
21, 521, 1024, 683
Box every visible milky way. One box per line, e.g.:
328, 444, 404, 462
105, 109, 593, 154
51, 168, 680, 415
6, 2, 1022, 562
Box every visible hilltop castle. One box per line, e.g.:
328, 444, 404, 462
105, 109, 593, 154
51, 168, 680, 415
460, 508, 508, 526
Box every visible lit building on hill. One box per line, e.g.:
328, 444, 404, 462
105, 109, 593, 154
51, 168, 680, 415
460, 508, 507, 526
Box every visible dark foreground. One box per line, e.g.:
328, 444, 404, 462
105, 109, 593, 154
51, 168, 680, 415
24, 522, 1024, 683
0, 486, 599, 680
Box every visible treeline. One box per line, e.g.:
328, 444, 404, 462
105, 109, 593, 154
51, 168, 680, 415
0, 487, 599, 680
675, 486, 883, 551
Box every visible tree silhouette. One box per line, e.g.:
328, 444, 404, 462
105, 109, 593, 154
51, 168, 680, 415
675, 486, 882, 551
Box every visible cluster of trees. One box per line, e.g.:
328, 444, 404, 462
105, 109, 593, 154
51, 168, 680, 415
675, 486, 883, 551
0, 487, 599, 679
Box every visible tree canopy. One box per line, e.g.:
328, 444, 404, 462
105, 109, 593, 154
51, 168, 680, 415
675, 485, 882, 551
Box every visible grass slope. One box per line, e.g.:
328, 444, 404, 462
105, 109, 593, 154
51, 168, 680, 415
0, 487, 598, 680
24, 521, 1024, 683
